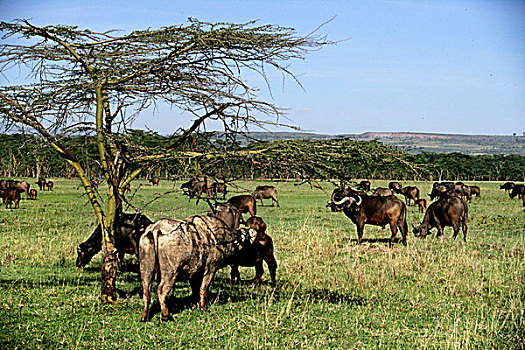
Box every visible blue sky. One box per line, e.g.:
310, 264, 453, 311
1, 0, 524, 136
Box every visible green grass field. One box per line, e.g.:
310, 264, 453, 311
0, 179, 523, 349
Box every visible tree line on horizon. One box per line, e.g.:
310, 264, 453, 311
1, 132, 523, 182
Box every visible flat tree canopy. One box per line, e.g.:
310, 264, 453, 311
0, 19, 329, 301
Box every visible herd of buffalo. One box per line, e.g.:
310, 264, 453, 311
2, 175, 523, 320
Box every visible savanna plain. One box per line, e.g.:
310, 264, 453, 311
0, 179, 523, 349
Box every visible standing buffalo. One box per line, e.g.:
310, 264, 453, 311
415, 198, 427, 213
149, 177, 160, 186
396, 186, 420, 206
327, 188, 408, 247
500, 182, 515, 193
0, 188, 21, 209
46, 181, 54, 191
139, 215, 257, 321
36, 177, 47, 191
253, 185, 279, 207
469, 185, 481, 199
76, 213, 153, 268
412, 196, 468, 241
211, 182, 228, 199
227, 195, 257, 218
388, 181, 402, 192
510, 184, 525, 199
6, 180, 31, 198
28, 189, 37, 200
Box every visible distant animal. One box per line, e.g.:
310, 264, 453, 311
396, 186, 420, 205
76, 213, 153, 268
0, 188, 21, 209
509, 184, 525, 199
388, 181, 402, 192
149, 177, 160, 186
469, 185, 481, 199
327, 187, 408, 247
412, 196, 468, 241
430, 182, 456, 200
227, 194, 257, 218
36, 177, 47, 191
253, 185, 279, 207
180, 177, 212, 201
211, 182, 228, 199
415, 198, 427, 212
357, 180, 371, 192
139, 215, 257, 321
46, 181, 54, 191
455, 183, 472, 202
230, 216, 277, 287
28, 189, 37, 200
500, 182, 515, 193
6, 180, 30, 198
372, 187, 393, 196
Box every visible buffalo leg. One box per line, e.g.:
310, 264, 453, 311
254, 260, 264, 283
452, 224, 459, 240
388, 221, 398, 248
356, 223, 365, 245
230, 264, 241, 283
190, 271, 204, 303
265, 256, 278, 287
157, 271, 177, 321
139, 240, 157, 322
198, 270, 217, 310
462, 222, 468, 242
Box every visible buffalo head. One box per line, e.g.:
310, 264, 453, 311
327, 188, 362, 212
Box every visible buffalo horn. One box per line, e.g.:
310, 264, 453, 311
331, 194, 354, 206
355, 195, 362, 206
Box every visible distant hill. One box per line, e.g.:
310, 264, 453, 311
242, 131, 525, 155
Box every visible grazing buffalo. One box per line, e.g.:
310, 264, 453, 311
327, 188, 408, 247
388, 181, 402, 192
415, 198, 427, 212
139, 215, 257, 321
396, 186, 420, 205
500, 182, 515, 193
36, 177, 47, 191
510, 184, 525, 199
46, 181, 54, 191
0, 188, 21, 209
469, 185, 481, 199
207, 202, 242, 231
412, 196, 468, 241
149, 177, 160, 186
28, 189, 37, 200
357, 180, 371, 192
373, 187, 393, 196
6, 180, 30, 198
181, 177, 212, 201
227, 195, 257, 218
230, 216, 277, 287
253, 185, 279, 207
76, 213, 153, 268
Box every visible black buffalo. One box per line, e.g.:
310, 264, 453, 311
412, 196, 468, 241
327, 188, 408, 247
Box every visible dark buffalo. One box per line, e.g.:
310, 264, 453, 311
430, 182, 456, 200
469, 185, 481, 199
36, 177, 47, 191
388, 181, 402, 192
207, 202, 242, 231
397, 186, 420, 205
230, 216, 277, 287
139, 215, 257, 321
509, 184, 525, 199
149, 177, 160, 186
227, 195, 257, 217
46, 181, 54, 191
0, 188, 21, 209
253, 185, 279, 207
455, 183, 472, 202
181, 177, 212, 201
412, 196, 468, 241
415, 198, 427, 212
500, 182, 515, 193
7, 180, 30, 198
327, 188, 408, 247
76, 213, 153, 268
373, 187, 393, 196
357, 180, 371, 192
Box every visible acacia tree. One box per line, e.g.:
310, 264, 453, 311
0, 19, 328, 302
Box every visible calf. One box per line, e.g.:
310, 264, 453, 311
469, 185, 481, 199
253, 185, 279, 207
149, 177, 160, 186
76, 213, 153, 268
412, 196, 468, 241
227, 194, 257, 217
36, 177, 47, 191
415, 198, 427, 212
230, 216, 277, 287
139, 215, 257, 321
0, 188, 21, 209
28, 189, 37, 200
211, 182, 228, 199
46, 181, 54, 191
